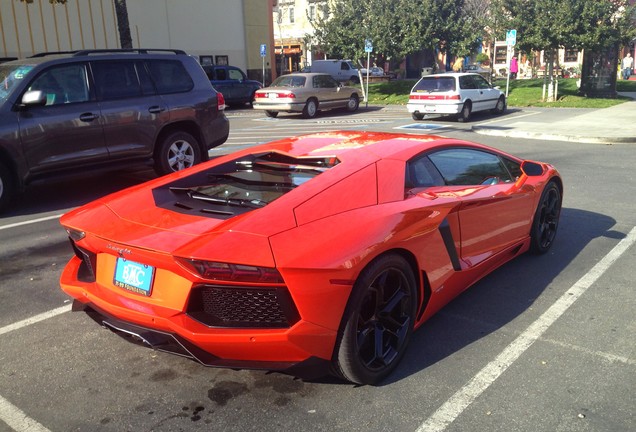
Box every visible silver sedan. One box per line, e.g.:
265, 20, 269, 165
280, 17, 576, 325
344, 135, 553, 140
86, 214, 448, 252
253, 73, 362, 119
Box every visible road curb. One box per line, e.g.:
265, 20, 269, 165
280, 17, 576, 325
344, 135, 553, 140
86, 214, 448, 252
471, 126, 636, 144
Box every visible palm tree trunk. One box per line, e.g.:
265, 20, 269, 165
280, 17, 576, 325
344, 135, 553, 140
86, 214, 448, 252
114, 0, 132, 49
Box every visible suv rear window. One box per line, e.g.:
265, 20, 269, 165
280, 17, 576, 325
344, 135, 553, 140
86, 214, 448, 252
153, 152, 339, 218
147, 60, 193, 94
413, 77, 456, 92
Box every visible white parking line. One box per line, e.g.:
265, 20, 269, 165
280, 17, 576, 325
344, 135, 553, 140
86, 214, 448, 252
0, 395, 52, 432
416, 226, 636, 432
0, 304, 71, 337
0, 214, 63, 231
0, 304, 71, 432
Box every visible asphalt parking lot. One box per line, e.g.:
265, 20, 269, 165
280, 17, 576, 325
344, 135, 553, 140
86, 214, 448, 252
0, 107, 634, 432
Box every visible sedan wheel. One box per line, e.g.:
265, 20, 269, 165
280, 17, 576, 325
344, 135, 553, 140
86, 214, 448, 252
154, 131, 201, 176
334, 254, 417, 385
302, 99, 318, 119
265, 110, 279, 118
346, 94, 359, 112
491, 96, 506, 114
530, 181, 562, 254
412, 113, 424, 121
457, 101, 472, 122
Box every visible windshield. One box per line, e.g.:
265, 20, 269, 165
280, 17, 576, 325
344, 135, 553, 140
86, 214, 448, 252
271, 75, 306, 88
0, 64, 35, 101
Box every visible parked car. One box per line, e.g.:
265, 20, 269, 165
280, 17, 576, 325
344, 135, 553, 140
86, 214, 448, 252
407, 72, 506, 122
0, 49, 229, 212
252, 73, 361, 119
60, 130, 562, 385
310, 59, 360, 83
360, 66, 384, 76
202, 64, 262, 106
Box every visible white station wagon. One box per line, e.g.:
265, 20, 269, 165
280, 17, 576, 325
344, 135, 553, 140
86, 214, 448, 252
407, 72, 506, 122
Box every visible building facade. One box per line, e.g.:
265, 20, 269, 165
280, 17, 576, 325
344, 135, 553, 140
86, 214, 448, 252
0, 0, 276, 82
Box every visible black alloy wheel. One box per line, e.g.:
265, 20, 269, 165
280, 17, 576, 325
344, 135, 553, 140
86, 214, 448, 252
334, 254, 417, 385
530, 181, 562, 254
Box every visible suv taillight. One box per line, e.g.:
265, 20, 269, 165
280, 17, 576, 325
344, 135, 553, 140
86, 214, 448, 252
217, 92, 226, 111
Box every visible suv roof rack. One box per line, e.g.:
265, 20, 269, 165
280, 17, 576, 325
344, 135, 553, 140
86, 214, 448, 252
72, 49, 187, 56
30, 49, 187, 58
30, 51, 79, 58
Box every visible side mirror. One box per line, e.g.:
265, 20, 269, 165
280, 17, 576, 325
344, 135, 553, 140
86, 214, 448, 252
521, 161, 544, 176
21, 90, 47, 107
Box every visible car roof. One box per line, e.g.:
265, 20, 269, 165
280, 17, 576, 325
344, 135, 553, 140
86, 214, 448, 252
281, 72, 332, 78
420, 72, 483, 79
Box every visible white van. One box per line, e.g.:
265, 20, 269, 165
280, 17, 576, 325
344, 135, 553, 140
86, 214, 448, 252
311, 59, 360, 83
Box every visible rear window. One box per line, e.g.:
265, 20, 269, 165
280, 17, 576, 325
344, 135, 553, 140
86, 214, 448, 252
413, 77, 456, 92
147, 59, 193, 94
153, 152, 339, 218
271, 75, 306, 87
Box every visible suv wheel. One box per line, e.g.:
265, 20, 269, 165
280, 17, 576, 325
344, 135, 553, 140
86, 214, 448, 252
0, 161, 15, 213
154, 131, 202, 176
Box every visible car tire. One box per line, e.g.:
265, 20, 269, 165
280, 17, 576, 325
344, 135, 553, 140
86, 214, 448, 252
412, 113, 424, 121
265, 110, 279, 118
346, 94, 360, 112
457, 101, 472, 122
491, 96, 506, 115
0, 160, 16, 213
333, 254, 417, 385
302, 99, 318, 119
529, 181, 562, 254
154, 131, 202, 176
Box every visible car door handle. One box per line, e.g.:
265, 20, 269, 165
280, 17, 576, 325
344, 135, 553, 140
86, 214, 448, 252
148, 106, 165, 114
79, 112, 99, 122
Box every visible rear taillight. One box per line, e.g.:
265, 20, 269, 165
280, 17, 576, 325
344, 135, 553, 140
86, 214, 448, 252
409, 93, 460, 101
217, 92, 226, 110
177, 258, 284, 284
255, 91, 295, 99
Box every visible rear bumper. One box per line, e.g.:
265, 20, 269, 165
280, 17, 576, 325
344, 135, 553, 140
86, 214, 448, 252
204, 113, 230, 149
60, 256, 337, 379
407, 102, 462, 115
74, 300, 331, 380
252, 101, 305, 112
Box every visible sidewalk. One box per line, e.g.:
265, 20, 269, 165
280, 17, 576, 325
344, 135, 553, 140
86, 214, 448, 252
471, 92, 636, 144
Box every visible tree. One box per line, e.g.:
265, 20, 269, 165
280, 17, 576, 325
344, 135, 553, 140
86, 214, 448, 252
311, 0, 483, 69
113, 0, 132, 49
492, 0, 636, 99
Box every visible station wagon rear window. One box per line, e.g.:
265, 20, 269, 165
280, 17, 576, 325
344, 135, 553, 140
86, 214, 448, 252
413, 77, 456, 92
153, 152, 339, 218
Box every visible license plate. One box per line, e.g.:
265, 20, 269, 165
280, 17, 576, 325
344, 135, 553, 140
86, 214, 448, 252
268, 92, 277, 99
114, 257, 154, 296
424, 105, 436, 112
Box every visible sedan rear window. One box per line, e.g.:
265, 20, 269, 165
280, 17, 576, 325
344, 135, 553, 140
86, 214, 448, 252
271, 75, 306, 87
413, 77, 456, 92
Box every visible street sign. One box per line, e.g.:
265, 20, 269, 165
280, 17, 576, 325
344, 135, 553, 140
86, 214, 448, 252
506, 29, 517, 46
364, 39, 373, 53
260, 44, 267, 57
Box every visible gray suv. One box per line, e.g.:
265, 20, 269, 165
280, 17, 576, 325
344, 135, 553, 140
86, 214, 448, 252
0, 49, 229, 212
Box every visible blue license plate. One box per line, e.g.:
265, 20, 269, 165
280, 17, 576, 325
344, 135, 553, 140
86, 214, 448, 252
114, 258, 154, 296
